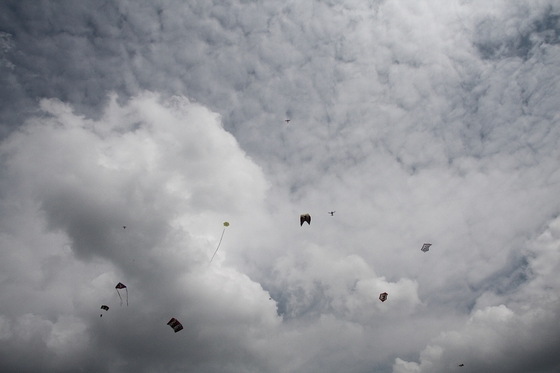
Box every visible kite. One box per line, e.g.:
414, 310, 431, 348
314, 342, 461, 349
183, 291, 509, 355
123, 226, 126, 229
209, 222, 229, 264
285, 119, 291, 123
115, 282, 128, 306
421, 243, 432, 252
100, 305, 109, 317
300, 214, 311, 226
328, 211, 336, 216
458, 364, 464, 367
167, 318, 183, 333
379, 292, 388, 302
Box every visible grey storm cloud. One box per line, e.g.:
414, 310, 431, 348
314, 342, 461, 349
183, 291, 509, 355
1, 0, 560, 372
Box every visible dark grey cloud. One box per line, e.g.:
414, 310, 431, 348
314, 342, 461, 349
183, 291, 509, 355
474, 5, 560, 60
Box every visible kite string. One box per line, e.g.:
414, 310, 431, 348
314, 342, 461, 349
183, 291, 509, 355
117, 289, 123, 306
209, 228, 226, 264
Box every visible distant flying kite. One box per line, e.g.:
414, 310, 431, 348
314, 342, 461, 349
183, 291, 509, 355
379, 292, 388, 302
209, 222, 230, 264
167, 318, 183, 333
328, 211, 335, 216
300, 214, 311, 226
123, 226, 126, 229
458, 364, 464, 367
100, 305, 109, 317
285, 119, 291, 123
115, 282, 128, 306
421, 243, 432, 252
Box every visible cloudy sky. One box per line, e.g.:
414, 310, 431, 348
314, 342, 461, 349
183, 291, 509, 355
1, 0, 560, 372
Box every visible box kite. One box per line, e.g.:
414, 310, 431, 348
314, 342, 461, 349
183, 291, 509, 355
167, 318, 183, 333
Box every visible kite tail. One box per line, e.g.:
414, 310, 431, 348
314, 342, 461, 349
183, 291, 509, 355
117, 289, 123, 306
209, 228, 226, 264
125, 288, 128, 306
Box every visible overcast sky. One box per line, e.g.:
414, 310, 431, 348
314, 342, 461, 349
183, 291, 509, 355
1, 0, 560, 372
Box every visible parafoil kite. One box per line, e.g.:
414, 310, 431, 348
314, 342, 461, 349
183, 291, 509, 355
379, 292, 388, 302
300, 214, 311, 226
421, 243, 432, 252
167, 318, 183, 333
115, 282, 128, 306
209, 222, 230, 264
100, 305, 109, 317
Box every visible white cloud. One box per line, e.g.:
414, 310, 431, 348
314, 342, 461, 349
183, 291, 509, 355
393, 215, 560, 373
0, 92, 278, 372
0, 91, 430, 373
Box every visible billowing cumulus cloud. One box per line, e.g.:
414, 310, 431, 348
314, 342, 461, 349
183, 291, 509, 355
1, 0, 560, 372
394, 217, 560, 373
0, 93, 276, 372
0, 93, 425, 373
